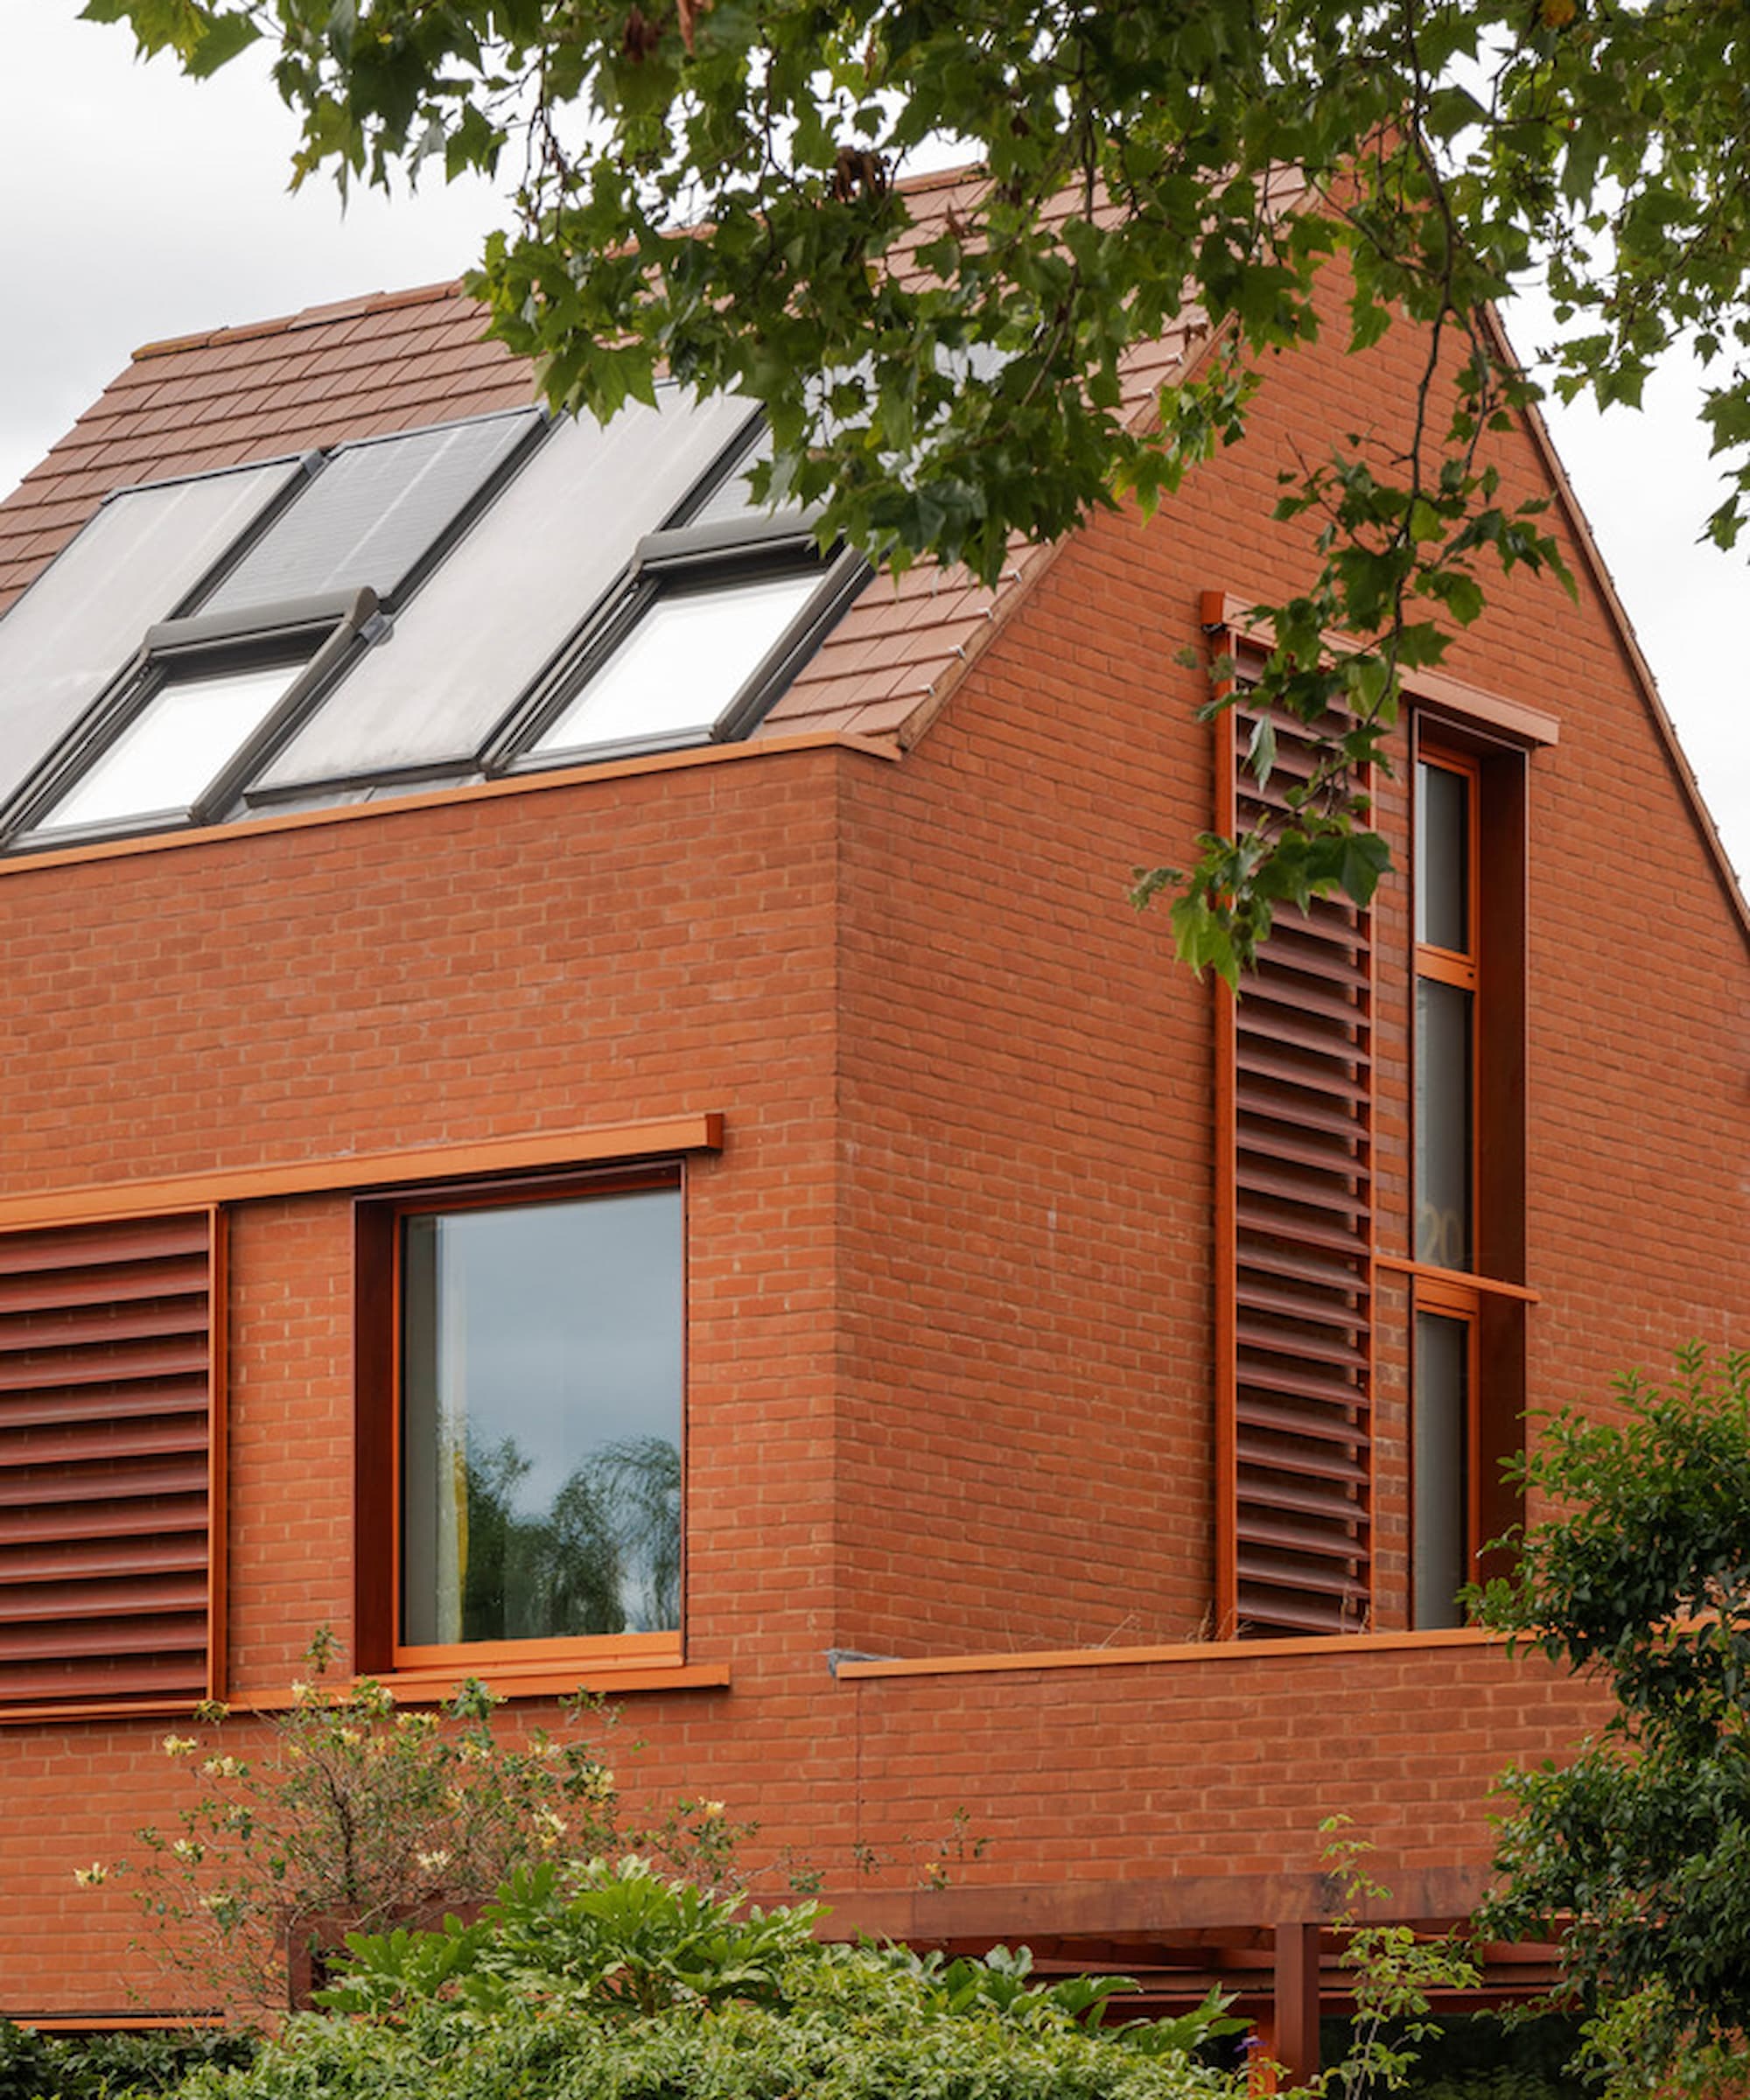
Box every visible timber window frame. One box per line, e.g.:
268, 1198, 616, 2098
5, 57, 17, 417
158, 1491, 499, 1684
354, 1163, 688, 1691
0, 1209, 226, 1721
1403, 721, 1534, 1626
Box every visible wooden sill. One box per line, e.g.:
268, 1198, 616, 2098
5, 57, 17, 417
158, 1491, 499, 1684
229, 1659, 731, 1710
833, 1626, 1507, 1681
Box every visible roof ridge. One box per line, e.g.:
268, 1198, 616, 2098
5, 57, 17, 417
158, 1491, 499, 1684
131, 278, 470, 363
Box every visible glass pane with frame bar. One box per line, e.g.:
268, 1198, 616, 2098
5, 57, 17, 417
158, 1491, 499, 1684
531, 568, 822, 757
33, 654, 312, 834
1412, 1308, 1471, 1628
398, 1185, 682, 1650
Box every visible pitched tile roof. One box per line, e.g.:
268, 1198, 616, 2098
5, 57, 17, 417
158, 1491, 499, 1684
0, 169, 1208, 749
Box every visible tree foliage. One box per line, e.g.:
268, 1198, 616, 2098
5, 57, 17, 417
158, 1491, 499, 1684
1474, 1347, 1750, 2089
77, 0, 1750, 974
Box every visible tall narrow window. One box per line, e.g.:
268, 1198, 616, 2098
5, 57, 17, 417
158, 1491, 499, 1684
1412, 752, 1478, 1626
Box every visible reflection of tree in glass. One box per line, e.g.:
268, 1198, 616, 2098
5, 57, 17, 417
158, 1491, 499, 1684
460, 1434, 680, 1642
592, 1435, 681, 1632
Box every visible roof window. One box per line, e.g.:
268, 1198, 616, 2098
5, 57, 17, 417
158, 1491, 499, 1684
0, 393, 866, 854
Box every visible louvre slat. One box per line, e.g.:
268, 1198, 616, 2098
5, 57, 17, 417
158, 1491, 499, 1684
0, 1213, 215, 1710
1237, 1381, 1368, 1432
0, 1536, 206, 1585
1236, 1512, 1369, 1561
1241, 1470, 1376, 1520
0, 1256, 209, 1316
1237, 1273, 1370, 1330
1236, 1319, 1369, 1370
0, 1492, 209, 1544
0, 1377, 210, 1432
0, 1335, 210, 1394
0, 1295, 208, 1355
0, 1613, 209, 1664
1236, 1437, 1369, 1487
1236, 1548, 1368, 1602
0, 1217, 207, 1278
1238, 1119, 1368, 1178
1236, 1041, 1369, 1103
0, 1418, 210, 1472
1236, 1160, 1368, 1219
0, 1576, 208, 1626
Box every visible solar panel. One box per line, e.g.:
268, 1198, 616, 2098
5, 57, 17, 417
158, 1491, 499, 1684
255, 390, 754, 792
0, 459, 305, 813
200, 411, 536, 616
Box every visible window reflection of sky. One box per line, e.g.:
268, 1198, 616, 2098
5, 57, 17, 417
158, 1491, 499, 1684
429, 1189, 682, 1517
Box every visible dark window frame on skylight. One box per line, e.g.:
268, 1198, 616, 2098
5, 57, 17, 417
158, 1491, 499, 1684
488, 425, 871, 771
7, 589, 380, 849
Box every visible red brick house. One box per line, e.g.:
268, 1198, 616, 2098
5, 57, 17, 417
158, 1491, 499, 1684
0, 168, 1744, 2066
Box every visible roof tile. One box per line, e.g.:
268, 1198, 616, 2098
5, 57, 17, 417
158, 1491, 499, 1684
0, 205, 1197, 738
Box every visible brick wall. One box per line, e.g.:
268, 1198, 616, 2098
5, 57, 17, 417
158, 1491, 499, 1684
1, 288, 1746, 2012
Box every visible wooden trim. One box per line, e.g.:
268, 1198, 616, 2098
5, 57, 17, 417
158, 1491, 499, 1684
0, 1113, 725, 1232
394, 1631, 680, 1670
1212, 640, 1241, 1640
820, 1862, 1494, 1942
228, 1661, 730, 1709
15, 2018, 226, 2032
834, 1623, 1505, 1680
0, 732, 900, 880
1199, 591, 1560, 747
1376, 1256, 1539, 1304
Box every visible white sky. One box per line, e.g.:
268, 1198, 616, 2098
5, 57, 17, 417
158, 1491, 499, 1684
4, 3, 1746, 880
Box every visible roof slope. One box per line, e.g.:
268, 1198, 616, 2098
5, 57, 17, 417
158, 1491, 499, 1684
0, 169, 1202, 751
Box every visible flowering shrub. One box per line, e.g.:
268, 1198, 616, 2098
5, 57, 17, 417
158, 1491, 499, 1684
88, 1630, 748, 2018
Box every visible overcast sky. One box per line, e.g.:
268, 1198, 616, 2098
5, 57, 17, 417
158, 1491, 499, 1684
4, 2, 1746, 880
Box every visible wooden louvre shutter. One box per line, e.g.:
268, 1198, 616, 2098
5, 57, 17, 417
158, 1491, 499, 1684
1217, 691, 1374, 1636
0, 1210, 223, 1712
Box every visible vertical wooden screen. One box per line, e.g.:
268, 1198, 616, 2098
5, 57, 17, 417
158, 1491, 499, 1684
0, 1209, 224, 1713
1217, 688, 1375, 1636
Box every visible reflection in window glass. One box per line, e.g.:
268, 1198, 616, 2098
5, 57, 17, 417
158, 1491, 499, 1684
399, 1188, 682, 1648
1413, 1311, 1469, 1628
1416, 760, 1470, 952
1415, 976, 1473, 1270
533, 570, 822, 756
38, 659, 305, 833
686, 427, 776, 528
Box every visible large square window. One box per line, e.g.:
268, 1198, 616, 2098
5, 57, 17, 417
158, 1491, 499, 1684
385, 1174, 683, 1664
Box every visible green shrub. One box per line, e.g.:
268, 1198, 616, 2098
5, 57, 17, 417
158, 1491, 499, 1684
160, 1861, 1242, 2100
0, 2023, 255, 2100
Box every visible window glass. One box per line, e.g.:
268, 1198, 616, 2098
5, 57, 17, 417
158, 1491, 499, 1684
1412, 1311, 1470, 1628
1414, 976, 1473, 1270
0, 460, 304, 813
399, 1187, 682, 1648
532, 570, 822, 757
201, 413, 534, 615
34, 657, 307, 834
685, 426, 777, 528
1416, 760, 1469, 952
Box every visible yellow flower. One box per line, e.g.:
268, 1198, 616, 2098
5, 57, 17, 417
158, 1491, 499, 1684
700, 1801, 726, 1821
161, 1734, 198, 1758
74, 1863, 108, 1886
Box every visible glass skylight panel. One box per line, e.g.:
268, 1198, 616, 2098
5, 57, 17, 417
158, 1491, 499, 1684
34, 659, 306, 835
200, 412, 534, 616
0, 459, 304, 814
531, 570, 822, 756
686, 427, 779, 528
255, 390, 755, 792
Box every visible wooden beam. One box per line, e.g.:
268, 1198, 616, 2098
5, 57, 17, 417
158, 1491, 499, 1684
818, 1864, 1492, 1945
1272, 1923, 1321, 2085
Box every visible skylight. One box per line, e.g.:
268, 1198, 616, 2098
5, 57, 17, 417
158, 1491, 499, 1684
34, 657, 311, 836
0, 393, 867, 855
532, 570, 822, 758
